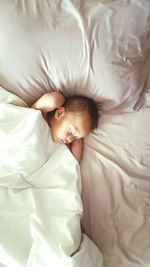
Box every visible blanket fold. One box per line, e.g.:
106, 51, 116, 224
0, 87, 102, 267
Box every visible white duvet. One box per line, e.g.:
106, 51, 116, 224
0, 87, 103, 267
0, 0, 150, 266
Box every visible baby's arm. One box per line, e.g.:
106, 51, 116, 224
31, 92, 65, 118
70, 139, 83, 162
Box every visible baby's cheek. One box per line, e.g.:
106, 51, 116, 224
59, 131, 66, 140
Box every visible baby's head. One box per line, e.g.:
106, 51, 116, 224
49, 95, 99, 144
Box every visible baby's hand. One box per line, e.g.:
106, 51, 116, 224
70, 139, 83, 162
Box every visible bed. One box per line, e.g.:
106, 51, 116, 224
0, 1, 150, 267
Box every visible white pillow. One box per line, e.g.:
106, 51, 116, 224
0, 0, 150, 110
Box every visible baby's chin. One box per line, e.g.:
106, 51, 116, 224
52, 134, 63, 144
51, 132, 65, 144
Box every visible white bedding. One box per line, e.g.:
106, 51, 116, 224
0, 0, 150, 267
81, 107, 150, 267
0, 87, 102, 267
0, 0, 150, 110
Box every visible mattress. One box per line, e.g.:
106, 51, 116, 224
0, 0, 150, 267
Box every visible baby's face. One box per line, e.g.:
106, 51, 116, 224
50, 107, 91, 144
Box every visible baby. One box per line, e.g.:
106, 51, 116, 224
31, 92, 99, 161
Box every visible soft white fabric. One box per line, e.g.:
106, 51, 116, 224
0, 1, 150, 267
134, 72, 150, 111
81, 108, 150, 267
0, 87, 103, 267
0, 0, 150, 110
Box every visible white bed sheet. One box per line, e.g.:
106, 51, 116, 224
0, 87, 103, 267
0, 0, 150, 267
81, 106, 150, 267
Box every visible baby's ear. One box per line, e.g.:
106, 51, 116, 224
55, 107, 65, 119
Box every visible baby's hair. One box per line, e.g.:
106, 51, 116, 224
62, 95, 99, 130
